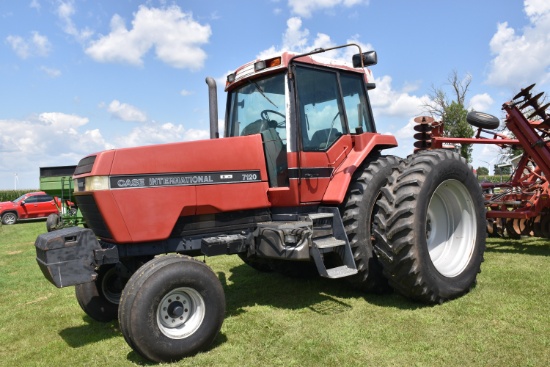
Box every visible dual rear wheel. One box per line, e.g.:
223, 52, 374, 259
373, 150, 486, 303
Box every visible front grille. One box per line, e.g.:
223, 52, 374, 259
75, 194, 112, 239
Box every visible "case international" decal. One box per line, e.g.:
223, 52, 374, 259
108, 170, 262, 189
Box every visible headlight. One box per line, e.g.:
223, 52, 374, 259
74, 176, 109, 191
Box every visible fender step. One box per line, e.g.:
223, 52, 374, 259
308, 207, 357, 279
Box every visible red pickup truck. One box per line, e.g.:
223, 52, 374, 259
0, 192, 60, 225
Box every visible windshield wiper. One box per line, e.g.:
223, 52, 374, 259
249, 80, 278, 109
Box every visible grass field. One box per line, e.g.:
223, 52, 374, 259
0, 221, 549, 366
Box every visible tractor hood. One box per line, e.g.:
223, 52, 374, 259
72, 135, 271, 243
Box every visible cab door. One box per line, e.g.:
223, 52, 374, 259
294, 65, 375, 203
295, 66, 380, 203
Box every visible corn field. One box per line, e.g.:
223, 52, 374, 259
0, 190, 38, 202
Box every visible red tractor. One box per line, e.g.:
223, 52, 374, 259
35, 44, 486, 362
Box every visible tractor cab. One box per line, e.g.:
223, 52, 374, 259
223, 44, 390, 205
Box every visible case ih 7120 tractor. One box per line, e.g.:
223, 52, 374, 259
35, 44, 485, 362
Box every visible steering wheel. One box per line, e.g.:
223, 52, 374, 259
261, 109, 286, 128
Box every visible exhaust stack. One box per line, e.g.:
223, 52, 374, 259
205, 77, 219, 139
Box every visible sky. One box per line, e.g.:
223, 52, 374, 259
1, 0, 549, 189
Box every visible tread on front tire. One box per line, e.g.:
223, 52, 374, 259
373, 150, 486, 303
118, 255, 225, 363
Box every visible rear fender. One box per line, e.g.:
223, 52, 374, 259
322, 133, 398, 204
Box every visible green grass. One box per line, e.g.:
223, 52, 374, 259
1, 222, 549, 366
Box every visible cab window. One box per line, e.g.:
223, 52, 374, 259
295, 67, 345, 151
340, 73, 375, 133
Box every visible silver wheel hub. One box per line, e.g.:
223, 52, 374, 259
157, 287, 205, 339
426, 179, 477, 277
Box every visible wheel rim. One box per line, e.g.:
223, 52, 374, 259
101, 267, 123, 305
157, 287, 205, 339
3, 213, 16, 224
426, 179, 477, 277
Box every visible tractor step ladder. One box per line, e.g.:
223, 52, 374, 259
308, 207, 358, 279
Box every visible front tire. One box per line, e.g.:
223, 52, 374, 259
75, 264, 125, 322
1, 212, 17, 225
118, 255, 225, 363
374, 150, 486, 303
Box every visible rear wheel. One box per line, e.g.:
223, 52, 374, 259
118, 255, 225, 363
341, 154, 401, 293
374, 150, 486, 303
75, 264, 126, 322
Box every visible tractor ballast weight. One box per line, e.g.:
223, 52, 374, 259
34, 44, 486, 363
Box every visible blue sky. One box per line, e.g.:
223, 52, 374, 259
1, 0, 548, 189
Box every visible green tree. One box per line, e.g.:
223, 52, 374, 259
443, 101, 474, 161
494, 164, 512, 175
476, 166, 489, 176
423, 71, 475, 162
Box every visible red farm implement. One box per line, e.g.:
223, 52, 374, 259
414, 83, 550, 238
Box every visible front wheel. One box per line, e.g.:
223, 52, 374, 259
374, 150, 486, 303
75, 264, 126, 322
1, 212, 17, 225
118, 255, 225, 363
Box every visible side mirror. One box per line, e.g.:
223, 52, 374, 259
352, 51, 377, 68
21, 201, 26, 206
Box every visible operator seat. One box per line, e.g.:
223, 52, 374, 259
308, 128, 341, 150
241, 119, 288, 187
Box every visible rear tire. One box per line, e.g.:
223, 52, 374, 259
341, 154, 401, 293
75, 264, 125, 322
118, 255, 225, 363
374, 150, 486, 303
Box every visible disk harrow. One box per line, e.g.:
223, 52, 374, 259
414, 84, 550, 239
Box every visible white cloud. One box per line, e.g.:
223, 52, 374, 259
6, 31, 51, 59
40, 66, 61, 78
115, 122, 209, 147
468, 93, 494, 112
369, 75, 431, 118
85, 5, 211, 70
39, 112, 88, 131
180, 89, 193, 96
257, 17, 370, 62
55, 0, 93, 43
486, 0, 550, 89
0, 113, 112, 180
107, 100, 148, 122
30, 0, 40, 11
288, 0, 368, 18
